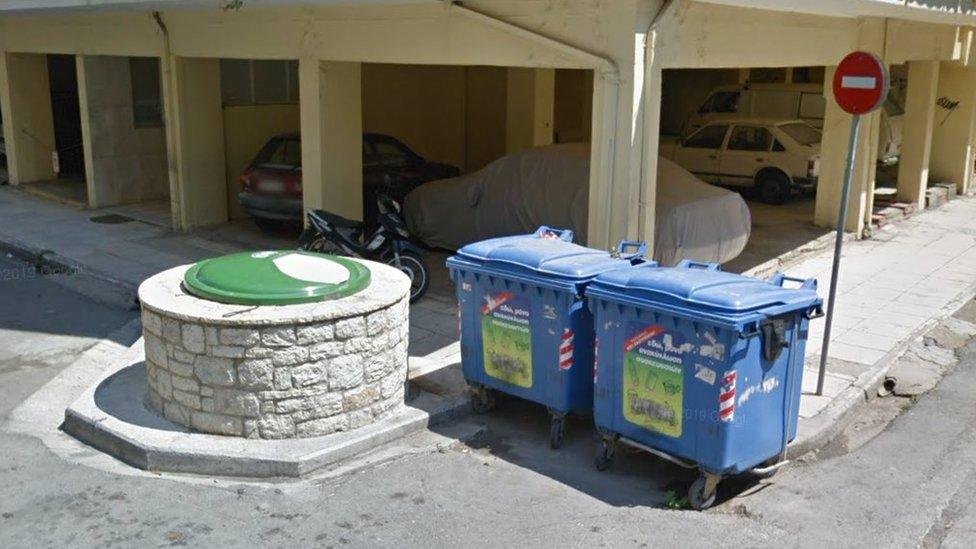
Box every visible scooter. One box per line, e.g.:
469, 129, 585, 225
298, 192, 430, 303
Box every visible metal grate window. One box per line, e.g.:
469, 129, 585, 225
130, 57, 163, 128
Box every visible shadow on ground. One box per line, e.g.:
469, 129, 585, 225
435, 394, 773, 511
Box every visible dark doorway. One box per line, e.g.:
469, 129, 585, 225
47, 54, 85, 178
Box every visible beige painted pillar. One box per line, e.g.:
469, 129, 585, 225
166, 57, 227, 229
299, 58, 363, 221
505, 67, 555, 154
930, 63, 976, 194
75, 55, 98, 208
896, 60, 939, 208
814, 65, 882, 234
0, 52, 56, 185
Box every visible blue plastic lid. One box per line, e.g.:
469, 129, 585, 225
588, 260, 821, 318
450, 226, 646, 282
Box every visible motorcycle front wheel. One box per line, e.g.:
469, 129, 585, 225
384, 251, 430, 303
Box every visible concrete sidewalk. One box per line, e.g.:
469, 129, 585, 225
1, 185, 975, 456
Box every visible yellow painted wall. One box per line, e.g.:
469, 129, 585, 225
222, 104, 300, 219
0, 52, 56, 184
171, 57, 227, 228
554, 68, 593, 143
659, 68, 739, 136
362, 63, 467, 172
464, 66, 507, 172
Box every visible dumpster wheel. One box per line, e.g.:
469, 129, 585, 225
470, 386, 497, 414
594, 437, 616, 471
549, 412, 567, 449
688, 473, 720, 511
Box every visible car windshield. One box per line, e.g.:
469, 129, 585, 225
778, 123, 822, 146
253, 138, 302, 169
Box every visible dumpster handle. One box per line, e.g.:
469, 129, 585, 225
533, 225, 574, 242
619, 436, 697, 469
739, 324, 761, 339
805, 306, 825, 320
770, 272, 818, 291
677, 259, 721, 271
617, 240, 648, 262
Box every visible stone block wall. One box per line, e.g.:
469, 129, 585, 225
142, 297, 408, 439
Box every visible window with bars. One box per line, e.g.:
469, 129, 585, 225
130, 57, 163, 128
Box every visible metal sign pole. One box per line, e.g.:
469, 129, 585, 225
816, 114, 861, 396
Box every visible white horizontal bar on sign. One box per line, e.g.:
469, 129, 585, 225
841, 76, 877, 90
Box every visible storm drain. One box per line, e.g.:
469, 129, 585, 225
90, 214, 134, 224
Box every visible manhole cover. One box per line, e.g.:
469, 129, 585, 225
183, 250, 371, 305
90, 214, 134, 224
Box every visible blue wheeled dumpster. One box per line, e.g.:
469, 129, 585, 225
447, 226, 648, 448
586, 260, 822, 509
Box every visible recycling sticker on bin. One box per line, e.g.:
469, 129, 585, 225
622, 322, 685, 438
481, 291, 533, 388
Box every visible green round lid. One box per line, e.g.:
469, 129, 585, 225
183, 250, 371, 305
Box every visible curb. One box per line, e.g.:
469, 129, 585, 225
62, 354, 472, 478
788, 279, 976, 458
0, 233, 139, 311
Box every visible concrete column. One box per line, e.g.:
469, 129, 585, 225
299, 58, 363, 221
896, 60, 939, 208
814, 65, 882, 234
505, 67, 555, 154
166, 57, 227, 229
75, 55, 97, 207
0, 52, 57, 185
76, 56, 171, 210
930, 63, 976, 195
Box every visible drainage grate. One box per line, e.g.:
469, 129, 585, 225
90, 214, 134, 224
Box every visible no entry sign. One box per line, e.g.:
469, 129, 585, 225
832, 51, 889, 115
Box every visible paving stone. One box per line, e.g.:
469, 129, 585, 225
295, 415, 349, 438
194, 355, 236, 387
237, 359, 274, 390
214, 388, 261, 417
190, 411, 243, 436
296, 323, 334, 345
181, 323, 206, 353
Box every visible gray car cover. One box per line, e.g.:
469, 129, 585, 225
404, 143, 750, 266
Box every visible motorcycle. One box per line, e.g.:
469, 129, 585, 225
298, 192, 430, 303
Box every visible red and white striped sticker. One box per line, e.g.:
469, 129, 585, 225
559, 328, 574, 370
719, 370, 737, 422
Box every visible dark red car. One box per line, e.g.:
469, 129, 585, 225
239, 132, 460, 231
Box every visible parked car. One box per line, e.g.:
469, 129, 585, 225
239, 132, 460, 232
663, 118, 822, 204
684, 82, 903, 164
403, 143, 751, 266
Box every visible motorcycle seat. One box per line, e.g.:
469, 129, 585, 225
311, 209, 363, 230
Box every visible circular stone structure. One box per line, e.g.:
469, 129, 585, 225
137, 252, 410, 439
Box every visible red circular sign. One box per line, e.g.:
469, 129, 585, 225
832, 51, 889, 115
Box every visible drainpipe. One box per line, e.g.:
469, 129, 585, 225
445, 1, 621, 247
152, 11, 183, 230
636, 0, 676, 247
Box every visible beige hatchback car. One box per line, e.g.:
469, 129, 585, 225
663, 118, 822, 204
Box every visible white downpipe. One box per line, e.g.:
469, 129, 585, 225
636, 0, 677, 247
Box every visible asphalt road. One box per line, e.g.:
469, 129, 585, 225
0, 254, 974, 547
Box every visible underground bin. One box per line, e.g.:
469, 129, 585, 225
585, 260, 822, 509
447, 226, 648, 448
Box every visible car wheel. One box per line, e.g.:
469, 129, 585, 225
757, 172, 791, 205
